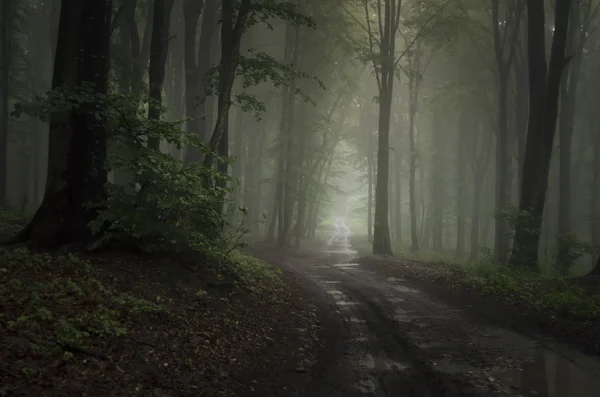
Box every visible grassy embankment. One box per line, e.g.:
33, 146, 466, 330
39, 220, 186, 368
350, 235, 600, 324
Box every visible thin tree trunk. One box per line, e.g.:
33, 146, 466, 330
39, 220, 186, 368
147, 0, 174, 150
408, 73, 419, 253
557, 0, 581, 265
456, 109, 468, 258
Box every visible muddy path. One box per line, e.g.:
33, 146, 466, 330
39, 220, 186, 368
267, 230, 600, 397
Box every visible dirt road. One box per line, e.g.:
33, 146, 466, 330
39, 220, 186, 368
273, 228, 600, 397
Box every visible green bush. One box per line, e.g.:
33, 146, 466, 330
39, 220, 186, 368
13, 87, 244, 254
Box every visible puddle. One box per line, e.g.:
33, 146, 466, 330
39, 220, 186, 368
493, 345, 600, 397
349, 317, 366, 323
337, 301, 358, 306
333, 263, 359, 267
359, 353, 410, 371
393, 285, 420, 293
386, 277, 406, 282
325, 249, 359, 255
387, 297, 406, 303
322, 280, 341, 284
326, 289, 344, 295
355, 377, 378, 393
310, 265, 330, 269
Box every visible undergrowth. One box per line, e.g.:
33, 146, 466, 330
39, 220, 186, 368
396, 252, 600, 322
0, 248, 163, 362
351, 237, 600, 322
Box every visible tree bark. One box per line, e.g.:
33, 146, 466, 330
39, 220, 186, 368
202, 0, 251, 179
408, 66, 419, 253
557, 0, 581, 266
511, 0, 573, 270
0, 0, 13, 207
147, 0, 175, 150
183, 0, 219, 164
456, 108, 468, 258
490, 0, 523, 264
10, 0, 112, 249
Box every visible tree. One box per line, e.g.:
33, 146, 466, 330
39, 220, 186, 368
147, 0, 175, 150
0, 0, 13, 207
510, 0, 573, 270
183, 0, 219, 164
363, 0, 403, 255
8, 0, 112, 249
490, 0, 523, 264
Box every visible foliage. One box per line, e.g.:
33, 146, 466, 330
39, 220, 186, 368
0, 208, 31, 240
229, 252, 283, 292
12, 87, 246, 254
370, 249, 600, 321
94, 92, 236, 253
0, 249, 162, 359
555, 234, 595, 277
494, 205, 539, 242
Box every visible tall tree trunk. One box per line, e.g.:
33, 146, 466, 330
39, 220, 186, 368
367, 148, 374, 242
182, 0, 203, 154
370, 0, 401, 256
10, 0, 112, 249
490, 0, 522, 264
511, 0, 573, 270
147, 0, 175, 150
493, 70, 510, 263
394, 139, 402, 248
408, 72, 419, 253
229, 107, 245, 225
183, 0, 219, 164
456, 109, 468, 258
279, 25, 301, 247
0, 0, 13, 207
294, 101, 309, 249
557, 0, 581, 266
589, 126, 600, 274
202, 0, 251, 183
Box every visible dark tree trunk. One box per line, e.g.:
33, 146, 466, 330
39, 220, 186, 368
229, 107, 245, 225
183, 0, 219, 164
0, 0, 13, 207
279, 25, 300, 247
182, 0, 203, 152
147, 0, 175, 150
408, 71, 419, 253
10, 0, 112, 249
557, 0, 581, 266
511, 0, 573, 270
490, 0, 523, 264
590, 125, 600, 273
202, 0, 251, 179
294, 102, 308, 249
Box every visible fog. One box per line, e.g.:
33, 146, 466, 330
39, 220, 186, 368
1, 0, 598, 276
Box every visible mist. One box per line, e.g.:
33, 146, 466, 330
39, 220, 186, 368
1, 0, 600, 396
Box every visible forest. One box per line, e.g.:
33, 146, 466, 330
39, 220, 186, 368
2, 0, 600, 396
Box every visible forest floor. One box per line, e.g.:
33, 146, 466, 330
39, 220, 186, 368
4, 205, 600, 397
0, 213, 325, 396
